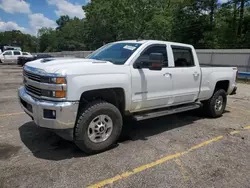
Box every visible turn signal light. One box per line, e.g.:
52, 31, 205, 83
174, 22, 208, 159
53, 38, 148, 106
55, 91, 66, 98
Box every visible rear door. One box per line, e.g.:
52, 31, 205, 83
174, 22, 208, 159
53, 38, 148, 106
13, 51, 22, 64
167, 45, 201, 105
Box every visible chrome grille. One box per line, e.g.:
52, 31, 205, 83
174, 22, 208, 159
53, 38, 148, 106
24, 70, 41, 82
25, 84, 41, 97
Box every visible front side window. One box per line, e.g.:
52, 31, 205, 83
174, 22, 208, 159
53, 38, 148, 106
172, 46, 194, 67
14, 51, 21, 55
140, 45, 168, 67
3, 51, 12, 55
87, 43, 142, 65
22, 52, 28, 55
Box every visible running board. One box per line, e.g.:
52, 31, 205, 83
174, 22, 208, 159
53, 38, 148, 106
133, 103, 201, 121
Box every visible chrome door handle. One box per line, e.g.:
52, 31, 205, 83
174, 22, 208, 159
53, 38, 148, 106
163, 73, 172, 77
193, 72, 200, 77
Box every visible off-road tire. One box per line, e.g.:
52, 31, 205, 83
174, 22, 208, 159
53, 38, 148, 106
203, 89, 227, 118
74, 101, 123, 154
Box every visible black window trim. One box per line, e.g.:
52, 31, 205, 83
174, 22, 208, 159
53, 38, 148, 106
171, 45, 195, 68
133, 44, 169, 68
13, 51, 21, 55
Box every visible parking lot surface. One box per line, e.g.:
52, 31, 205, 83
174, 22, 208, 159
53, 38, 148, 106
1, 65, 250, 188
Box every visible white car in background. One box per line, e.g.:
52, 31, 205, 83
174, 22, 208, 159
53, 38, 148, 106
0, 50, 32, 64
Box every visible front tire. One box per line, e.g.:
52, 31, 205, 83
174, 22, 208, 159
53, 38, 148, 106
74, 101, 123, 154
203, 89, 227, 118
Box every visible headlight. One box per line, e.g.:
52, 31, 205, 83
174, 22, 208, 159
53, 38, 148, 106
51, 77, 66, 84
41, 90, 66, 98
41, 77, 67, 98
41, 77, 66, 84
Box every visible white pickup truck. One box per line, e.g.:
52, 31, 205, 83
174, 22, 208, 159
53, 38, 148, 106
0, 50, 32, 64
18, 40, 237, 154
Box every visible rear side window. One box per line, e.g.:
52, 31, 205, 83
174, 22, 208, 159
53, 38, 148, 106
172, 46, 194, 67
140, 45, 168, 67
14, 51, 21, 55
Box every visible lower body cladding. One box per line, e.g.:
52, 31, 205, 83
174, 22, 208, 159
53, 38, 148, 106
18, 87, 79, 141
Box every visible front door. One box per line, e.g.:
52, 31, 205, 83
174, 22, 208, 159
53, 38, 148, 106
1, 51, 13, 63
130, 44, 173, 112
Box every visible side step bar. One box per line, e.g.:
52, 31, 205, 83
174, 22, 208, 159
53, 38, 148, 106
133, 103, 202, 121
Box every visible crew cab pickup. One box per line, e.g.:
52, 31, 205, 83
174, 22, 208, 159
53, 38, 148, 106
18, 40, 237, 154
0, 50, 32, 64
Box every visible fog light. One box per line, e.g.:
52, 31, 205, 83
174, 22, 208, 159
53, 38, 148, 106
44, 109, 56, 119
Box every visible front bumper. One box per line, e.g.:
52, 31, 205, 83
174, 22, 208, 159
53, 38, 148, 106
18, 86, 79, 130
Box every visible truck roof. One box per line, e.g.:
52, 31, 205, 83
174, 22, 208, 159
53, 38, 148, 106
114, 40, 194, 48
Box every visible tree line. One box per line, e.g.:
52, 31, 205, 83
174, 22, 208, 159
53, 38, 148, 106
1, 0, 250, 52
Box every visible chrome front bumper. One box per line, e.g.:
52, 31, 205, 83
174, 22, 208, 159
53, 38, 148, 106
18, 87, 79, 130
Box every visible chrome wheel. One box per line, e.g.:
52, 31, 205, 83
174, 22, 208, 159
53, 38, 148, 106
87, 115, 113, 143
214, 95, 223, 112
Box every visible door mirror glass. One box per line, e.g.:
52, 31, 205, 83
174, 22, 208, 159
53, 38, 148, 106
148, 53, 163, 71
134, 53, 163, 71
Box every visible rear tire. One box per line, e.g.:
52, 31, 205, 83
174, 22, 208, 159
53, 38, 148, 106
74, 101, 123, 154
203, 89, 227, 118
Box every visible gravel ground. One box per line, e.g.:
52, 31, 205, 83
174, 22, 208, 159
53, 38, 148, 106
0, 65, 250, 188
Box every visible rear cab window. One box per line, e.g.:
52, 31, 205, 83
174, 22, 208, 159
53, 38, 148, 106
171, 46, 195, 67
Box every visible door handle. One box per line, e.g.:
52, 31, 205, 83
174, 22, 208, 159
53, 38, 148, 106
193, 72, 200, 77
163, 73, 172, 77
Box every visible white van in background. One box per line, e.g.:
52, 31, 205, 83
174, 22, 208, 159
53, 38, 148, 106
0, 50, 32, 64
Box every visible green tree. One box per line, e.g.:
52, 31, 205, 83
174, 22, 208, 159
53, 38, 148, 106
56, 15, 70, 30
0, 30, 37, 52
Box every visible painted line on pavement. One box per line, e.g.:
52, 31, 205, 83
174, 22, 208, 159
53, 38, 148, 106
87, 136, 223, 188
0, 112, 25, 117
174, 158, 189, 181
87, 125, 250, 188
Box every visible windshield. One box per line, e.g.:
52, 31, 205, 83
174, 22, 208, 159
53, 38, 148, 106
87, 43, 142, 65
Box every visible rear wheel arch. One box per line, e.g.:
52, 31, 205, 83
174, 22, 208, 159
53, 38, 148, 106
213, 80, 229, 93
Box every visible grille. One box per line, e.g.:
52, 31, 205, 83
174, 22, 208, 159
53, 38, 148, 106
25, 84, 41, 97
24, 70, 41, 82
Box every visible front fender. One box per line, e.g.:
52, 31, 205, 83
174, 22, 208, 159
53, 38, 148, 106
67, 74, 131, 111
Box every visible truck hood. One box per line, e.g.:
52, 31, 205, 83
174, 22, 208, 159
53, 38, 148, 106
25, 57, 110, 74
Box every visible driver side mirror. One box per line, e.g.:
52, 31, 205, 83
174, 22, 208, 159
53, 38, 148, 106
148, 53, 164, 71
134, 53, 164, 71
